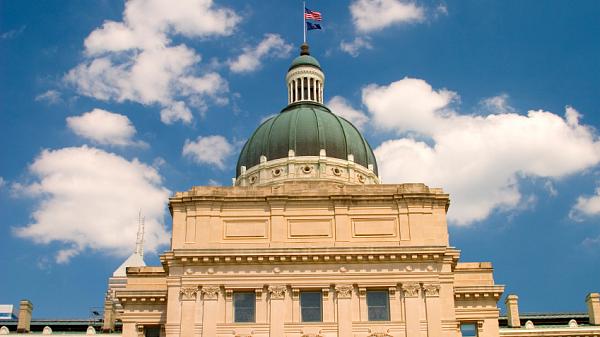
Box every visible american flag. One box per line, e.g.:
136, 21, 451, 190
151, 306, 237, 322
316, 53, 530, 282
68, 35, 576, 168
304, 8, 322, 21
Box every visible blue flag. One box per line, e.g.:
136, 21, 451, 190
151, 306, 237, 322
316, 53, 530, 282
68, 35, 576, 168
306, 22, 322, 30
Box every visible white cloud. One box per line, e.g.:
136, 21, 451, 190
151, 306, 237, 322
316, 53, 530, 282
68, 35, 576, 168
479, 93, 515, 114
65, 0, 238, 124
35, 90, 62, 104
350, 0, 425, 33
182, 135, 233, 169
0, 177, 5, 189
66, 108, 143, 147
340, 37, 373, 57
571, 187, 600, 219
160, 101, 193, 124
229, 34, 293, 73
362, 77, 600, 225
327, 96, 369, 129
13, 146, 171, 263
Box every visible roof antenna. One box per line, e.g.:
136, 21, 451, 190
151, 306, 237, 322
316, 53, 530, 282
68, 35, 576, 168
134, 210, 145, 258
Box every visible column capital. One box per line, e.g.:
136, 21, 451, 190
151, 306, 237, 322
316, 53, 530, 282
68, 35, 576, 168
423, 284, 440, 297
401, 283, 421, 297
335, 284, 354, 299
201, 285, 220, 301
268, 285, 287, 300
179, 287, 199, 301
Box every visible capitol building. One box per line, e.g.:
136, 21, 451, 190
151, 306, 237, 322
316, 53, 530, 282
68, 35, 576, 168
2, 45, 599, 337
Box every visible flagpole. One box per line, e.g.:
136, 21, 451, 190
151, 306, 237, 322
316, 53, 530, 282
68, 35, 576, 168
303, 1, 306, 43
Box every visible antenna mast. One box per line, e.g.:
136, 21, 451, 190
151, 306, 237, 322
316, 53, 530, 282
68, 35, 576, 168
135, 210, 145, 257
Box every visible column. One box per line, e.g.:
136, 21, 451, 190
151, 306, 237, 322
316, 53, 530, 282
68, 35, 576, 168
402, 283, 421, 337
358, 287, 368, 321
389, 286, 402, 321
201, 286, 220, 337
269, 285, 287, 336
293, 80, 297, 102
256, 288, 267, 323
121, 322, 137, 337
16, 300, 33, 333
300, 77, 304, 101
423, 284, 441, 337
588, 293, 600, 325
180, 287, 198, 337
335, 284, 354, 337
311, 78, 316, 101
505, 295, 520, 327
165, 280, 182, 337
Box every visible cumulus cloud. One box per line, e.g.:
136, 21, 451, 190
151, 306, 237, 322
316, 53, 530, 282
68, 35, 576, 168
327, 96, 369, 129
362, 77, 600, 224
12, 146, 171, 263
570, 187, 600, 219
182, 135, 233, 169
66, 108, 144, 147
350, 0, 425, 33
65, 0, 238, 124
229, 34, 293, 73
35, 90, 62, 104
340, 37, 373, 57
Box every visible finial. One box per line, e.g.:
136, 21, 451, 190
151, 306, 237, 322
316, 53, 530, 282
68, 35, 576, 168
300, 43, 310, 56
134, 210, 145, 257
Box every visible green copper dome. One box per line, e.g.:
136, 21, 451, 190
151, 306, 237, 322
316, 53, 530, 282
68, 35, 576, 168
236, 102, 378, 176
289, 54, 321, 70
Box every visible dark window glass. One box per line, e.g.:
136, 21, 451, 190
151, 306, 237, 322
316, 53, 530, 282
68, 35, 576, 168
300, 291, 322, 322
367, 290, 390, 321
144, 326, 160, 337
460, 323, 477, 337
234, 292, 256, 323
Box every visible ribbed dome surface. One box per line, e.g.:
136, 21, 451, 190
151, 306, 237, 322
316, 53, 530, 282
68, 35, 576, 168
289, 54, 321, 70
236, 102, 378, 177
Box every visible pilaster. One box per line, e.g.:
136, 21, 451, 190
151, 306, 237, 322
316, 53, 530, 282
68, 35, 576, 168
269, 285, 287, 337
335, 284, 354, 337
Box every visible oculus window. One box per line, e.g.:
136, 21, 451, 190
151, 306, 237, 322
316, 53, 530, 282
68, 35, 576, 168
367, 290, 390, 321
300, 291, 322, 322
460, 323, 478, 337
233, 292, 256, 323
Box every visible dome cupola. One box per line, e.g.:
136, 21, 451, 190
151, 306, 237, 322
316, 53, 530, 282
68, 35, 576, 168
286, 43, 324, 104
235, 44, 379, 187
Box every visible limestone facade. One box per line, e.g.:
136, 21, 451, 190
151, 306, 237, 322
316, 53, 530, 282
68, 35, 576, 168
112, 182, 507, 337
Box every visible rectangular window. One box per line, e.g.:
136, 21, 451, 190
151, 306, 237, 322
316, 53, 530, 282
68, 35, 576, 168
300, 291, 322, 322
367, 290, 390, 321
460, 323, 478, 337
234, 292, 256, 323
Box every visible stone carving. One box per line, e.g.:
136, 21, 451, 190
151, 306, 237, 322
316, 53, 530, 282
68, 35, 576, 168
202, 286, 220, 300
525, 320, 534, 329
335, 284, 354, 299
86, 325, 97, 335
0, 326, 8, 335
367, 333, 392, 337
568, 319, 578, 328
402, 283, 421, 297
423, 284, 440, 297
180, 287, 199, 301
42, 326, 52, 334
268, 285, 287, 300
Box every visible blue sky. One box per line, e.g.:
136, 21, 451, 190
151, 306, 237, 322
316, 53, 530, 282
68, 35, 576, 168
1, 0, 600, 318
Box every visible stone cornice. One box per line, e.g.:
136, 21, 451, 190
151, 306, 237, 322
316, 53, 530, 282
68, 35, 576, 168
160, 247, 460, 267
169, 182, 449, 214
454, 285, 505, 300
115, 290, 167, 304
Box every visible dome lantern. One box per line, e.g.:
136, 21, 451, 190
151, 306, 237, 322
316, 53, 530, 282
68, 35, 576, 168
286, 43, 324, 105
